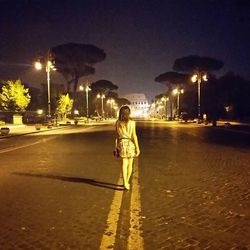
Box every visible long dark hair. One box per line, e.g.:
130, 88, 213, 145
118, 106, 131, 122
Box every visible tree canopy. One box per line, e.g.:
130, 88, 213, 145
173, 55, 224, 72
0, 79, 31, 113
155, 71, 189, 85
91, 80, 118, 93
51, 43, 106, 95
56, 93, 73, 119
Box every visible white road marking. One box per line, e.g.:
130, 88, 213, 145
128, 159, 144, 250
0, 137, 57, 154
100, 176, 124, 249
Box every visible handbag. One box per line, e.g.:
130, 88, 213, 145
113, 148, 120, 158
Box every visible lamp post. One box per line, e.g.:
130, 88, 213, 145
80, 84, 91, 117
97, 94, 105, 118
107, 98, 114, 118
191, 72, 208, 121
34, 59, 56, 119
161, 96, 169, 119
172, 88, 184, 118
151, 102, 156, 118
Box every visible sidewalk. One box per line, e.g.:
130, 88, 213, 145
0, 124, 67, 139
0, 119, 115, 139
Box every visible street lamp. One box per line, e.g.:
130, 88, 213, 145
35, 59, 56, 118
80, 84, 91, 117
151, 102, 156, 118
107, 98, 115, 118
161, 96, 169, 119
191, 72, 208, 120
172, 88, 184, 118
97, 94, 105, 118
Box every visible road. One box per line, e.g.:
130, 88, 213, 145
0, 122, 249, 250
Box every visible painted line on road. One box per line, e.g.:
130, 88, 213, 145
128, 159, 144, 250
100, 176, 124, 249
0, 137, 57, 154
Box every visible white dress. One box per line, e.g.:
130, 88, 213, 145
116, 120, 136, 158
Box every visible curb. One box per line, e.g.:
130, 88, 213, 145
0, 125, 71, 139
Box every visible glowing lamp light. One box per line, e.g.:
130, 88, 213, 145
203, 74, 208, 81
191, 74, 198, 83
37, 109, 43, 115
34, 61, 42, 70
173, 88, 178, 95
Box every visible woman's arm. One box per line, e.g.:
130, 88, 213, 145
132, 121, 140, 156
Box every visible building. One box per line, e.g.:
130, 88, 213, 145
122, 93, 149, 118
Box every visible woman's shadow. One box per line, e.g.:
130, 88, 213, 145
12, 172, 125, 191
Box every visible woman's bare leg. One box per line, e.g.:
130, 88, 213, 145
122, 158, 129, 189
127, 158, 134, 184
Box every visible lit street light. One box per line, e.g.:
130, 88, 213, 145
172, 88, 184, 118
107, 98, 115, 118
191, 72, 208, 121
37, 109, 44, 115
161, 96, 169, 119
151, 102, 156, 118
97, 94, 105, 118
80, 84, 91, 117
35, 59, 56, 118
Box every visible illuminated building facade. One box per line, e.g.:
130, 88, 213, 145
122, 93, 149, 118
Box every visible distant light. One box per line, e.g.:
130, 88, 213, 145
37, 109, 43, 115
74, 110, 79, 115
203, 74, 208, 81
79, 85, 84, 91
86, 85, 91, 91
97, 94, 101, 98
34, 62, 42, 70
181, 89, 184, 94
191, 74, 198, 83
173, 88, 178, 95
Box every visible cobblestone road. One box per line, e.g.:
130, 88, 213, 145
138, 122, 250, 250
0, 122, 249, 249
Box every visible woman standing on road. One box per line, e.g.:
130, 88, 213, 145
115, 106, 140, 190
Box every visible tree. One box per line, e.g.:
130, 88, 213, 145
56, 93, 73, 119
91, 80, 118, 93
155, 72, 189, 120
89, 80, 119, 116
51, 43, 106, 96
0, 79, 31, 113
173, 55, 224, 73
116, 98, 131, 107
155, 71, 189, 85
173, 55, 224, 121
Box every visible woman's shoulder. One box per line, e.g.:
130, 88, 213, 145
129, 119, 136, 126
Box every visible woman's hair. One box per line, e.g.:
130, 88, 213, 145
118, 106, 131, 122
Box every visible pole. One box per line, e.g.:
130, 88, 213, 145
46, 63, 51, 118
166, 100, 168, 119
101, 97, 104, 117
86, 89, 89, 117
198, 76, 201, 120
177, 92, 180, 118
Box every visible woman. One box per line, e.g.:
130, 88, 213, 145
115, 106, 140, 190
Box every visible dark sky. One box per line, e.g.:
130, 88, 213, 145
0, 0, 250, 100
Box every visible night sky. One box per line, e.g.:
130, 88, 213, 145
0, 0, 250, 101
